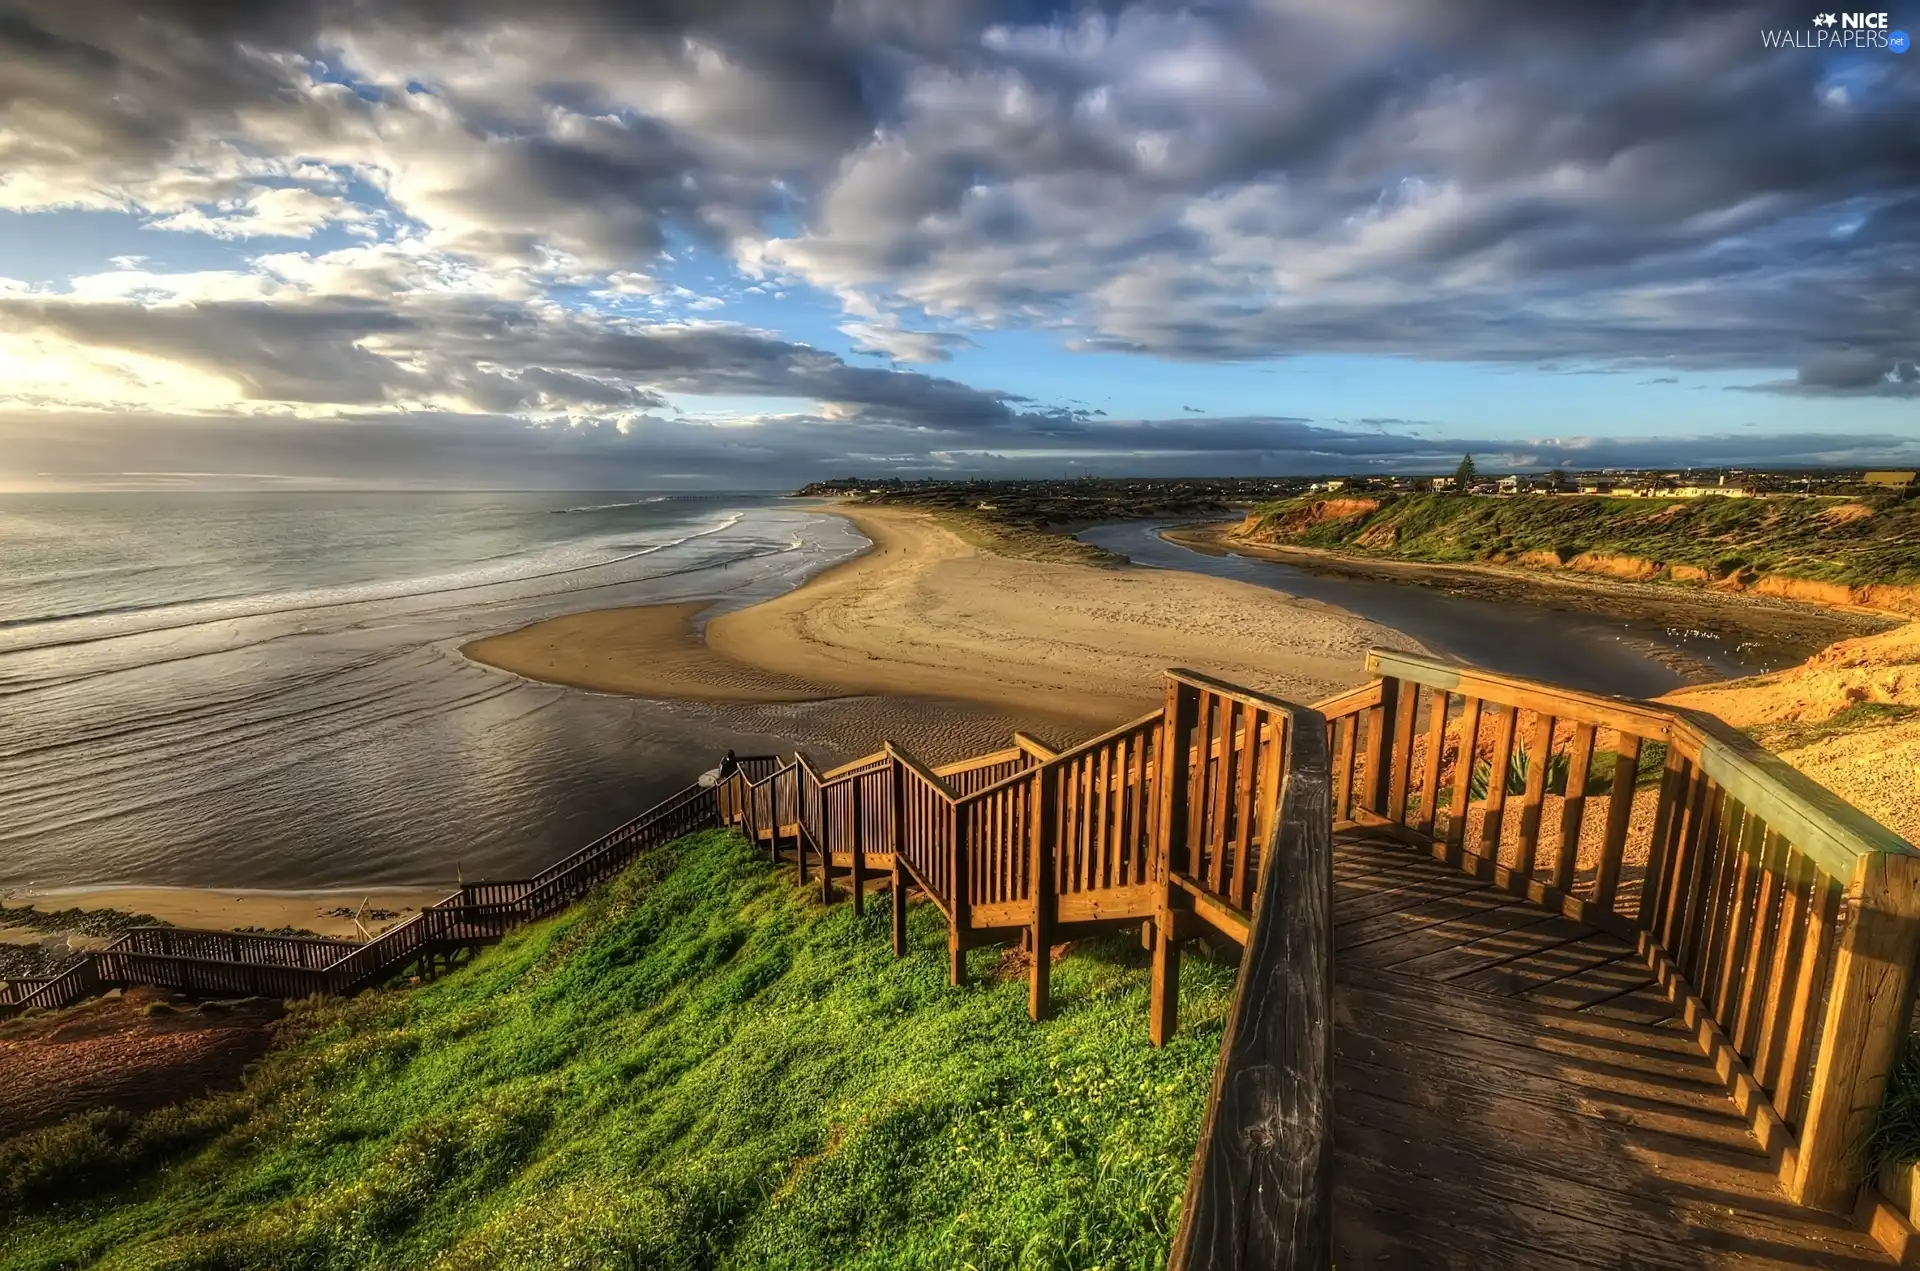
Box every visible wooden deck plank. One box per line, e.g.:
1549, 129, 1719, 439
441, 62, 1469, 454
1326, 826, 1892, 1269
1334, 884, 1529, 952
1382, 911, 1600, 982
1522, 954, 1662, 1015
1448, 932, 1636, 1000
1331, 977, 1891, 1268
1585, 983, 1684, 1026
1330, 870, 1490, 926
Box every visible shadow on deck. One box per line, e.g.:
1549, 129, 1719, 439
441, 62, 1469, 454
1331, 827, 1889, 1269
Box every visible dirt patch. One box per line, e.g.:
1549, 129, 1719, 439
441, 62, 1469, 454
0, 989, 282, 1140
1566, 552, 1662, 581
1822, 504, 1875, 526
989, 938, 1079, 982
1749, 576, 1859, 608
1267, 497, 1380, 536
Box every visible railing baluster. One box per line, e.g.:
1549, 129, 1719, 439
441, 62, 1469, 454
1477, 704, 1518, 862
1443, 696, 1483, 864
1512, 711, 1558, 879
1593, 732, 1642, 914
1415, 689, 1449, 839
1551, 721, 1596, 895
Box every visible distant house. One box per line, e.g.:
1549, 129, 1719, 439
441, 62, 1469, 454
1496, 475, 1527, 495
1671, 485, 1749, 499
1324, 479, 1347, 492
1865, 471, 1918, 490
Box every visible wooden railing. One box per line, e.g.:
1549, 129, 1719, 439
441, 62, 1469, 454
717, 670, 1334, 1266
1170, 688, 1331, 1270
0, 779, 727, 1016
111, 927, 362, 969
1331, 648, 1920, 1216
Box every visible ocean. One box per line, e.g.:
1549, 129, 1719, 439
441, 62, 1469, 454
0, 492, 864, 892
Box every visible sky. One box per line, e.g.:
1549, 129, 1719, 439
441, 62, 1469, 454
0, 0, 1916, 490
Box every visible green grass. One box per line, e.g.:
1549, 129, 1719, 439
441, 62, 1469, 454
0, 830, 1233, 1271
1238, 492, 1920, 588
1869, 1042, 1920, 1175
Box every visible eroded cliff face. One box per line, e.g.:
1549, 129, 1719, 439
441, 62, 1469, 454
1228, 497, 1920, 617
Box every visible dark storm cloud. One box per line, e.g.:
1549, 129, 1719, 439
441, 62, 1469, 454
0, 292, 1046, 428
8, 409, 1917, 490
3, 0, 1918, 490
6, 0, 1916, 384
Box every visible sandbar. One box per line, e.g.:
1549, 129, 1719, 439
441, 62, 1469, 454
465, 505, 1419, 733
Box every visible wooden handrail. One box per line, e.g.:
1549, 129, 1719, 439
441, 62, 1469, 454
1013, 731, 1058, 762
1365, 648, 1674, 740
933, 746, 1022, 778
1310, 679, 1382, 721
883, 741, 959, 801
1671, 708, 1916, 878
1170, 700, 1332, 1269
821, 749, 889, 781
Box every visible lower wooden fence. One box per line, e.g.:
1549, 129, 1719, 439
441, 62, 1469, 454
0, 778, 732, 1015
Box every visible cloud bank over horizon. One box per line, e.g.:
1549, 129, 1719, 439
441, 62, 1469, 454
1, 0, 1916, 488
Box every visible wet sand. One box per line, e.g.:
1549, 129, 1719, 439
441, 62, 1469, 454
466, 504, 1418, 739
9, 887, 451, 940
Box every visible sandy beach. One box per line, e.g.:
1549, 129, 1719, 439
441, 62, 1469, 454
466, 504, 1418, 739
6, 887, 451, 942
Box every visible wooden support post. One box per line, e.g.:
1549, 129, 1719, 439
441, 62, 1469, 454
1789, 851, 1920, 1212
1592, 733, 1642, 914
820, 782, 839, 905
1385, 681, 1418, 825
1363, 675, 1400, 816
891, 857, 908, 958
949, 802, 970, 986
1151, 909, 1182, 1047
1443, 695, 1483, 865
850, 774, 867, 917
891, 757, 908, 956
1152, 677, 1196, 1047
1030, 768, 1056, 1021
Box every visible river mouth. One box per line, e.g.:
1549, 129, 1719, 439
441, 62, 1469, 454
1077, 521, 1893, 699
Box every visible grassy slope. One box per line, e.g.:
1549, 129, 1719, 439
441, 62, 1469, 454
0, 831, 1232, 1271
1238, 493, 1920, 586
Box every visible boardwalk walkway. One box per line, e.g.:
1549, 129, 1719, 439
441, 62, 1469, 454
1330, 828, 1890, 1268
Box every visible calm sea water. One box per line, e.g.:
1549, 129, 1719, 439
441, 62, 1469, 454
0, 492, 863, 891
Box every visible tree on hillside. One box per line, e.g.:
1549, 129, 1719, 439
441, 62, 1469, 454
1454, 454, 1477, 492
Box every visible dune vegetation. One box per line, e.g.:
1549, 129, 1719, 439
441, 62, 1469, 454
0, 830, 1232, 1271
1232, 492, 1920, 602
